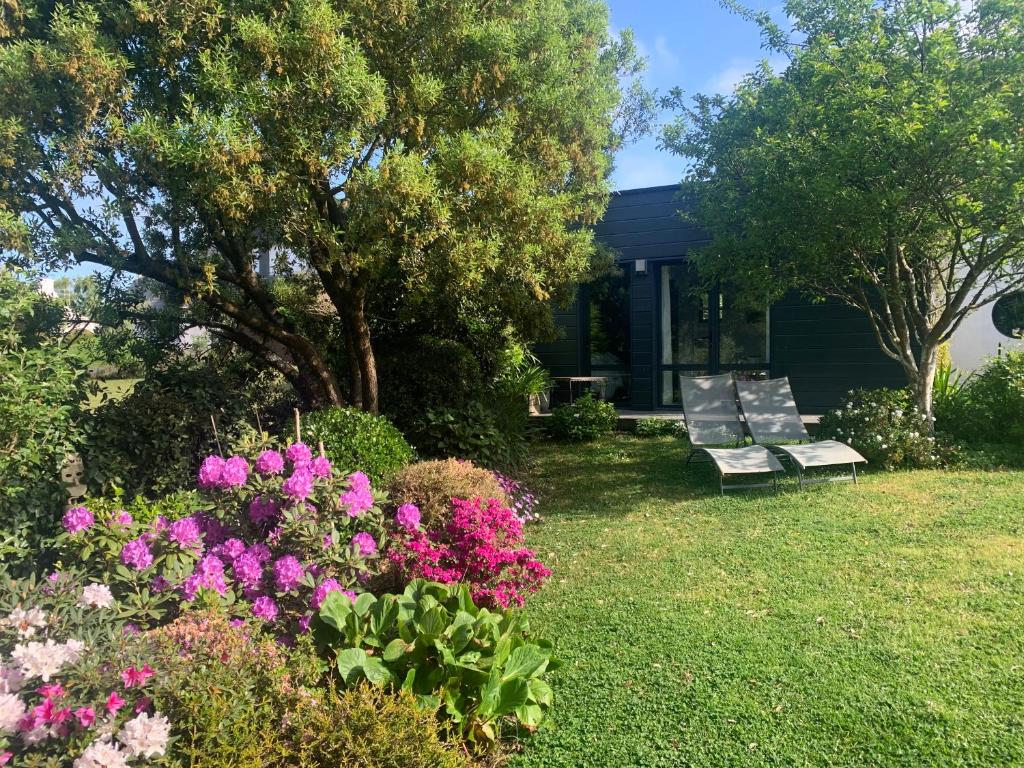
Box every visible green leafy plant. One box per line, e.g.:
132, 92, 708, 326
313, 579, 557, 747
936, 351, 1024, 445
819, 388, 958, 470
634, 417, 684, 438
412, 399, 530, 470
305, 406, 415, 485
549, 392, 618, 441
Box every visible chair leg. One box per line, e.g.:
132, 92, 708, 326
852, 462, 858, 485
685, 449, 695, 468
797, 465, 804, 490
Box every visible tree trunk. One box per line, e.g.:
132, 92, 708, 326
290, 339, 345, 410
912, 343, 939, 427
345, 284, 379, 414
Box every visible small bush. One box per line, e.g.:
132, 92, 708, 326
936, 351, 1024, 445
634, 417, 684, 438
305, 406, 415, 484
389, 459, 509, 530
286, 683, 471, 768
411, 398, 531, 470
549, 392, 618, 441
819, 387, 955, 470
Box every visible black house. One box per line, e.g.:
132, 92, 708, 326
534, 185, 906, 413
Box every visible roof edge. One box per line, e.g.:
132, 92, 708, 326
609, 184, 681, 196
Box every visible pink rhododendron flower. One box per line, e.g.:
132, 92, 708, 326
215, 538, 246, 560
168, 517, 203, 550
61, 506, 94, 534
230, 552, 263, 588
394, 503, 421, 531
298, 614, 312, 633
106, 691, 126, 715
310, 578, 346, 610
248, 495, 279, 525
181, 555, 227, 600
112, 510, 133, 527
221, 455, 250, 487
120, 537, 154, 570
0, 751, 11, 765
310, 455, 332, 478
285, 442, 312, 467
340, 472, 374, 517
255, 449, 285, 475
282, 468, 314, 501
74, 707, 95, 727
196, 513, 230, 546
197, 455, 226, 489
246, 542, 272, 563
350, 532, 377, 557
121, 665, 155, 688
251, 596, 279, 622
272, 555, 305, 593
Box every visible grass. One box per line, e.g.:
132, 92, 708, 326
85, 377, 140, 410
510, 435, 1024, 768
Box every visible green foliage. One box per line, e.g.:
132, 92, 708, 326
0, 269, 93, 569
549, 393, 618, 442
936, 351, 1024, 445
285, 682, 471, 768
494, 344, 553, 399
664, 0, 1024, 413
818, 388, 955, 470
314, 579, 557, 748
305, 407, 415, 485
1, 0, 649, 409
378, 337, 485, 427
389, 459, 509, 531
413, 398, 531, 470
82, 349, 292, 496
633, 417, 684, 438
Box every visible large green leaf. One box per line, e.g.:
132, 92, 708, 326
503, 645, 550, 680
495, 678, 529, 716
319, 591, 353, 631
336, 647, 393, 686
383, 637, 412, 662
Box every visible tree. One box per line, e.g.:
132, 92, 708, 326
663, 0, 1024, 420
0, 0, 647, 411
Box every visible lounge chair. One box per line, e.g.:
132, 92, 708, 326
679, 374, 785, 494
735, 376, 866, 488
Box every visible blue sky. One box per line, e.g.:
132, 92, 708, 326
607, 0, 787, 190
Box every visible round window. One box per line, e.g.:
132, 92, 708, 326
992, 292, 1024, 339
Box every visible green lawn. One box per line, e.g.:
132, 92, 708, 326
511, 435, 1024, 768
85, 377, 140, 410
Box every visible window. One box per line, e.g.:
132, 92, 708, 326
588, 268, 631, 403
993, 292, 1024, 339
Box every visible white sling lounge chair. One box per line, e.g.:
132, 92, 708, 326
680, 374, 784, 495
735, 377, 867, 488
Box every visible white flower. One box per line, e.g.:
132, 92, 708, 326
4, 607, 46, 638
118, 711, 171, 759
21, 724, 51, 745
79, 583, 115, 609
11, 639, 68, 682
62, 638, 87, 664
0, 692, 25, 734
73, 738, 130, 768
0, 664, 24, 694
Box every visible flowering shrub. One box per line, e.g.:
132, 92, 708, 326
0, 571, 170, 766
549, 392, 617, 441
389, 459, 509, 530
314, 579, 557, 747
59, 442, 388, 638
492, 471, 541, 524
388, 497, 551, 608
819, 388, 957, 470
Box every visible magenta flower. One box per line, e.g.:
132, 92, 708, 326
395, 503, 421, 531
112, 509, 133, 527
120, 665, 155, 688
246, 541, 272, 563
285, 442, 313, 467
231, 552, 263, 588
197, 455, 226, 489
168, 516, 203, 550
74, 707, 95, 727
282, 467, 314, 501
221, 455, 250, 487
106, 691, 125, 715
182, 554, 227, 600
350, 532, 377, 557
120, 537, 154, 570
62, 506, 94, 534
151, 575, 171, 593
255, 449, 285, 475
310, 578, 344, 610
215, 538, 246, 560
248, 495, 279, 525
251, 595, 279, 622
272, 555, 305, 593
340, 474, 374, 517
310, 455, 332, 479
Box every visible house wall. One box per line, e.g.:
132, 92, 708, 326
536, 185, 909, 414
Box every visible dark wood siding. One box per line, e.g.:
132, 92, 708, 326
629, 268, 656, 409
534, 298, 582, 377
770, 294, 907, 412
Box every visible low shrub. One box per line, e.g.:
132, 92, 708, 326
549, 392, 618, 441
59, 441, 387, 636
493, 471, 541, 524
411, 398, 531, 470
634, 417, 684, 438
388, 496, 551, 608
285, 682, 471, 768
936, 351, 1024, 445
818, 387, 955, 470
389, 459, 509, 530
314, 579, 557, 748
304, 407, 415, 484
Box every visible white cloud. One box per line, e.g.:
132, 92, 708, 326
706, 55, 788, 95
653, 35, 680, 72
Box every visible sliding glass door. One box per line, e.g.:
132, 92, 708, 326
658, 262, 769, 407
